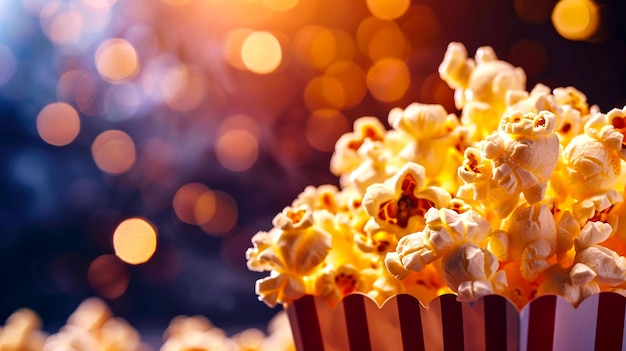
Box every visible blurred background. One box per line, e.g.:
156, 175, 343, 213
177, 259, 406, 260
1, 0, 625, 347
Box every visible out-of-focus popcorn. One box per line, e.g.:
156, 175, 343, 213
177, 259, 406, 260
0, 308, 47, 351
43, 298, 150, 351
160, 315, 234, 351
247, 41, 626, 310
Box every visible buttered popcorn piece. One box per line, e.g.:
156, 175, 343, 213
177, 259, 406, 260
561, 109, 626, 213
247, 205, 333, 307
482, 110, 560, 204
438, 42, 526, 140
385, 207, 505, 301
457, 146, 521, 218
362, 162, 451, 237
388, 102, 469, 193
490, 203, 557, 281
573, 221, 626, 287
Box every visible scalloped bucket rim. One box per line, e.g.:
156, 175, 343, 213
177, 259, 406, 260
285, 292, 626, 351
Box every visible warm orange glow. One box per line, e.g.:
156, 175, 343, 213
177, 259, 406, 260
87, 254, 129, 299
160, 0, 191, 6
218, 114, 261, 139
216, 129, 259, 172
304, 75, 346, 111
162, 64, 206, 111
199, 191, 238, 235
305, 109, 350, 152
356, 17, 398, 57
401, 5, 441, 50
420, 72, 455, 110
223, 28, 255, 70
194, 190, 216, 225
261, 0, 299, 11
366, 0, 410, 20
325, 61, 367, 109
91, 130, 136, 175
95, 38, 139, 83
293, 26, 345, 70
366, 58, 410, 102
551, 0, 599, 41
36, 102, 81, 146
113, 218, 157, 265
241, 31, 282, 74
367, 25, 410, 61
173, 183, 211, 225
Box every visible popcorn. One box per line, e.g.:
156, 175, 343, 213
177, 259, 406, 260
491, 202, 557, 281
362, 162, 451, 237
0, 308, 47, 351
385, 207, 507, 301
43, 298, 149, 351
247, 41, 626, 312
438, 41, 526, 140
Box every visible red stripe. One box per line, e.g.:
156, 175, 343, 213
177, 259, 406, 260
527, 295, 556, 351
343, 294, 372, 351
483, 295, 508, 351
440, 294, 464, 351
595, 292, 626, 351
396, 294, 425, 351
292, 295, 325, 351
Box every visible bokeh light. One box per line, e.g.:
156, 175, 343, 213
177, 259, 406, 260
366, 0, 410, 20
39, 1, 83, 46
113, 218, 157, 265
173, 183, 211, 225
216, 129, 259, 172
91, 130, 136, 175
199, 191, 238, 235
3, 0, 626, 347
261, 0, 299, 11
87, 254, 130, 299
223, 28, 255, 70
241, 31, 282, 74
366, 57, 410, 102
95, 38, 140, 83
551, 0, 599, 41
36, 102, 81, 146
162, 63, 206, 111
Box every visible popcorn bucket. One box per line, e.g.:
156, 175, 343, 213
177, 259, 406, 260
286, 292, 626, 351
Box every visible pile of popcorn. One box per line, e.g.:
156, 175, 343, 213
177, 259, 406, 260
246, 42, 626, 309
0, 298, 295, 351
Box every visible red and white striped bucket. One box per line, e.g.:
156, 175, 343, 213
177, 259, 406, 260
286, 292, 626, 351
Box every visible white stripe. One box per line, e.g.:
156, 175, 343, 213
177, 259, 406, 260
551, 294, 598, 351
366, 296, 403, 351
462, 300, 486, 350
519, 303, 531, 351
315, 297, 350, 351
421, 297, 444, 351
